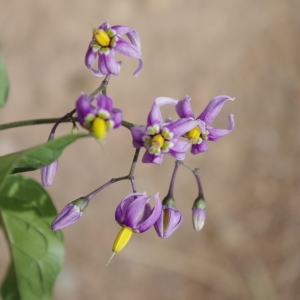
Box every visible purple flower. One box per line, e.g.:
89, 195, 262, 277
85, 22, 143, 77
131, 97, 202, 164
154, 205, 182, 239
51, 197, 89, 231
75, 92, 122, 140
115, 192, 162, 233
192, 198, 206, 231
175, 95, 235, 154
41, 160, 58, 187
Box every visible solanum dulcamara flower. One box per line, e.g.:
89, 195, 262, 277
41, 160, 58, 187
85, 22, 143, 77
175, 95, 235, 154
154, 195, 182, 239
76, 92, 122, 141
131, 97, 202, 165
107, 193, 162, 265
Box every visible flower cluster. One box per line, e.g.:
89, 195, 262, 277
46, 22, 235, 265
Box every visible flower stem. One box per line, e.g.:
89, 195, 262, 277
167, 160, 181, 197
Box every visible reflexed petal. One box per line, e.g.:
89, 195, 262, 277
147, 97, 178, 127
114, 39, 143, 76
207, 114, 235, 141
85, 46, 97, 70
165, 118, 202, 138
115, 193, 145, 223
124, 195, 150, 229
137, 193, 162, 233
111, 26, 141, 51
114, 38, 141, 58
197, 95, 234, 125
76, 93, 95, 126
169, 139, 191, 160
111, 108, 123, 128
99, 22, 110, 30
142, 151, 163, 165
96, 94, 113, 112
191, 141, 209, 154
99, 51, 121, 75
175, 96, 194, 118
131, 126, 147, 148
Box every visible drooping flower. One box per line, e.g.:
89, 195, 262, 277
108, 193, 162, 264
192, 197, 206, 231
41, 160, 58, 187
76, 92, 122, 140
154, 195, 182, 239
131, 97, 202, 165
51, 197, 89, 231
85, 22, 143, 77
175, 95, 235, 154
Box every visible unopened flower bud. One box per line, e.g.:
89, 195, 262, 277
41, 160, 58, 187
154, 195, 182, 239
192, 197, 206, 231
51, 197, 89, 231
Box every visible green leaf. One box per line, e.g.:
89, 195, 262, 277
0, 52, 9, 107
0, 175, 64, 300
0, 133, 89, 192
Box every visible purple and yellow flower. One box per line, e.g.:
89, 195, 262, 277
175, 95, 235, 154
107, 193, 162, 264
76, 92, 122, 140
51, 197, 89, 231
131, 97, 202, 165
85, 22, 143, 77
154, 195, 182, 239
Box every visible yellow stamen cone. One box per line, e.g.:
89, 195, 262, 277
91, 117, 107, 140
151, 134, 165, 148
93, 29, 111, 47
187, 127, 201, 143
106, 227, 133, 266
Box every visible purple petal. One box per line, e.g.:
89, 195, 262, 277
191, 141, 209, 154
207, 114, 235, 141
98, 51, 121, 75
85, 46, 97, 70
147, 97, 178, 127
133, 58, 144, 77
115, 193, 145, 223
169, 139, 190, 160
137, 193, 162, 233
111, 108, 123, 128
41, 160, 58, 187
131, 126, 147, 148
111, 26, 141, 51
142, 151, 163, 165
99, 22, 110, 30
197, 95, 234, 125
175, 96, 194, 118
75, 93, 95, 126
164, 118, 202, 138
114, 38, 141, 58
124, 195, 150, 229
51, 204, 81, 231
95, 94, 113, 112
139, 203, 152, 223
154, 206, 183, 239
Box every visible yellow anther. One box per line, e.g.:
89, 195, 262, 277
93, 28, 111, 47
107, 227, 133, 266
163, 209, 170, 232
151, 134, 165, 149
187, 127, 201, 142
91, 117, 107, 140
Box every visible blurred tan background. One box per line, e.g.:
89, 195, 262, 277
0, 0, 299, 299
